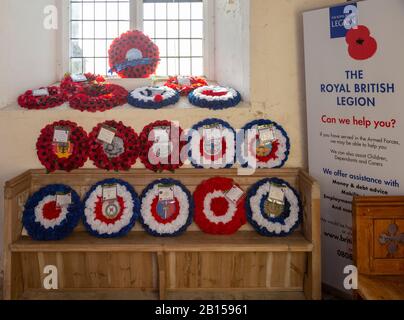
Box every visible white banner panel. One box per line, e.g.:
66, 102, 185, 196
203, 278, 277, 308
304, 0, 404, 292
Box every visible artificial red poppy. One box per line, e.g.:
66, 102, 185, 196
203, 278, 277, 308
345, 25, 377, 60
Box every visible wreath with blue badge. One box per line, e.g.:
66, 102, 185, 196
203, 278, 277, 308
128, 86, 180, 109
22, 185, 82, 241
82, 179, 140, 238
188, 85, 242, 110
246, 178, 302, 237
188, 118, 236, 169
237, 119, 290, 169
140, 179, 193, 237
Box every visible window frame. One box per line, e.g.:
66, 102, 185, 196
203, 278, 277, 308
60, 0, 215, 80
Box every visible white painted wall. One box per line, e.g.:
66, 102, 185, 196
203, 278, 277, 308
0, 0, 58, 109
214, 0, 250, 101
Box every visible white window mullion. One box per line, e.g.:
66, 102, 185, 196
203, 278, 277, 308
130, 0, 143, 31
203, 0, 215, 80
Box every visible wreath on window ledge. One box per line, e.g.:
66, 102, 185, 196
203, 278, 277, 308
88, 120, 139, 171
68, 82, 128, 112
60, 73, 105, 96
246, 178, 302, 237
237, 119, 290, 169
164, 76, 208, 96
108, 30, 160, 78
22, 184, 82, 241
18, 86, 68, 110
188, 85, 242, 110
193, 177, 246, 235
188, 118, 236, 169
36, 120, 89, 172
140, 178, 193, 237
82, 179, 140, 238
128, 86, 180, 109
138, 120, 186, 172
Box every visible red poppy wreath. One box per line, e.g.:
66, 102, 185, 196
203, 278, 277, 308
18, 86, 68, 110
138, 120, 186, 172
193, 177, 246, 235
36, 120, 89, 172
88, 120, 139, 171
164, 76, 208, 96
108, 30, 160, 78
60, 73, 105, 96
68, 81, 128, 112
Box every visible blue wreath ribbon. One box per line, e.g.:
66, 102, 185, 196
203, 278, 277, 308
188, 118, 236, 169
82, 178, 140, 238
237, 119, 291, 168
127, 87, 180, 110
188, 88, 242, 110
22, 184, 83, 241
246, 177, 302, 237
140, 178, 194, 237
108, 58, 158, 74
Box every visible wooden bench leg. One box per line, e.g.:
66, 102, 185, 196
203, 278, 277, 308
157, 252, 166, 300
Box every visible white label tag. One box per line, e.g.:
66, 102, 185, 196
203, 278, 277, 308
102, 185, 117, 201
225, 185, 245, 204
154, 127, 170, 143
21, 227, 29, 236
32, 88, 49, 97
158, 185, 174, 202
56, 193, 72, 207
178, 76, 192, 86
258, 126, 275, 144
97, 126, 116, 145
71, 74, 88, 82
53, 127, 70, 144
268, 185, 285, 205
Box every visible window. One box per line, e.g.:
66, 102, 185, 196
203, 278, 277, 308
69, 0, 207, 77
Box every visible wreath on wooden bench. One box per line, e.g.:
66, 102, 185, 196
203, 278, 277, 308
18, 86, 67, 110
22, 184, 82, 241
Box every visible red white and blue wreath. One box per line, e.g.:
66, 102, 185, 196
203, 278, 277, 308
140, 179, 193, 237
139, 120, 186, 172
128, 86, 180, 109
193, 177, 246, 235
22, 185, 82, 241
88, 120, 139, 171
246, 178, 302, 237
188, 118, 236, 169
237, 119, 290, 169
82, 179, 140, 238
36, 120, 89, 172
188, 85, 241, 110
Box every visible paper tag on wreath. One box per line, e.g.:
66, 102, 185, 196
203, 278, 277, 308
21, 227, 29, 237
102, 184, 118, 202
53, 126, 70, 144
97, 125, 116, 145
225, 185, 245, 204
266, 184, 285, 218
56, 192, 72, 208
203, 124, 223, 156
71, 74, 88, 82
154, 126, 170, 143
32, 88, 49, 97
258, 125, 275, 145
158, 184, 175, 202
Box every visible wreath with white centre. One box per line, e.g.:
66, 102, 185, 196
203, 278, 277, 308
22, 185, 82, 241
83, 179, 140, 238
188, 118, 236, 169
193, 177, 246, 235
237, 119, 290, 169
188, 85, 242, 110
140, 179, 193, 237
128, 86, 180, 109
246, 178, 302, 237
88, 120, 139, 171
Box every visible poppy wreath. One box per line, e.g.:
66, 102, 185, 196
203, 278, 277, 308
36, 120, 89, 172
22, 184, 82, 241
128, 86, 180, 109
193, 177, 246, 235
188, 85, 242, 110
18, 86, 68, 110
237, 119, 290, 169
68, 82, 128, 112
60, 73, 104, 96
140, 178, 193, 237
164, 76, 208, 96
82, 179, 140, 238
139, 120, 186, 172
188, 118, 236, 169
246, 178, 302, 237
88, 120, 139, 171
108, 30, 159, 78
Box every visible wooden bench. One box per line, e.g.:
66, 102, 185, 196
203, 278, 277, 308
3, 168, 321, 300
